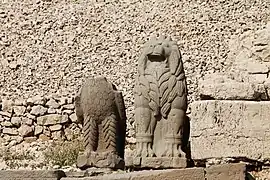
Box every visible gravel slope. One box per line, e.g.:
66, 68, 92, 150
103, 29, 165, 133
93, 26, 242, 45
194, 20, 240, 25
0, 0, 269, 126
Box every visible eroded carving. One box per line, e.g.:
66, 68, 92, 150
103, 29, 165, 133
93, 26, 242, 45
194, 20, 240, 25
134, 36, 190, 168
75, 77, 126, 169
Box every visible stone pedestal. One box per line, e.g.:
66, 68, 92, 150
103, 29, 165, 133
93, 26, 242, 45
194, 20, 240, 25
77, 151, 124, 169
125, 156, 187, 169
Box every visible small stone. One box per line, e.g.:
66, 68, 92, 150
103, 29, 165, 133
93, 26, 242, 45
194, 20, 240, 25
3, 128, 18, 135
8, 140, 17, 147
64, 128, 74, 141
21, 117, 33, 126
32, 95, 46, 105
63, 110, 73, 115
24, 137, 37, 143
11, 117, 21, 127
26, 98, 34, 106
26, 113, 36, 120
46, 99, 60, 109
2, 121, 12, 127
16, 136, 23, 144
39, 134, 50, 141
47, 108, 57, 114
37, 114, 69, 125
9, 62, 18, 69
69, 113, 77, 123
30, 105, 47, 116
14, 99, 25, 106
62, 104, 75, 110
67, 97, 73, 104
43, 127, 51, 137
34, 125, 43, 136
49, 124, 62, 131
58, 97, 67, 106
18, 124, 33, 137
2, 99, 14, 113
0, 111, 12, 118
13, 106, 26, 116
51, 131, 63, 140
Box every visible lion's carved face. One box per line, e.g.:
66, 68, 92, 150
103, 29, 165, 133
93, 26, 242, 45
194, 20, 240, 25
143, 36, 176, 62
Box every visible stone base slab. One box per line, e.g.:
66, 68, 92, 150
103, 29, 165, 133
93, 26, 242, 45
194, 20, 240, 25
63, 168, 205, 180
125, 156, 187, 169
0, 170, 66, 180
77, 151, 124, 169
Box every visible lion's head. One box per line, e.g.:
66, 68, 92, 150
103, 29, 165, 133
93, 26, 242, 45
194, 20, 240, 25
138, 35, 183, 77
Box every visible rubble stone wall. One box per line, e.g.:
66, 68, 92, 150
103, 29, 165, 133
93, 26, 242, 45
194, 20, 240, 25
0, 96, 81, 147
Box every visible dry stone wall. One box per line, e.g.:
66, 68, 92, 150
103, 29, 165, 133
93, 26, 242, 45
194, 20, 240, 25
0, 95, 82, 147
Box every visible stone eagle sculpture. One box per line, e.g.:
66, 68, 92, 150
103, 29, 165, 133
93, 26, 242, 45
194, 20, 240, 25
75, 77, 126, 169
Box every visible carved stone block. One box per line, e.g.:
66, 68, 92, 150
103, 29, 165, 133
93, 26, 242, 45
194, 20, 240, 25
75, 77, 126, 169
131, 36, 190, 168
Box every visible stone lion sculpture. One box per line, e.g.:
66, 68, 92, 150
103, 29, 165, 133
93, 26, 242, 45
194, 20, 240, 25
134, 36, 189, 158
75, 77, 126, 169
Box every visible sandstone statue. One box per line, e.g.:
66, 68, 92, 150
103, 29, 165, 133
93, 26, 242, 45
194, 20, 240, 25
133, 36, 190, 168
75, 77, 126, 169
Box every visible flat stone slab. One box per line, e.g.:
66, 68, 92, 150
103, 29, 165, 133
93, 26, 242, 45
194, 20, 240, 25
0, 170, 65, 180
77, 151, 124, 169
62, 168, 205, 180
191, 100, 270, 161
206, 163, 246, 180
125, 156, 187, 169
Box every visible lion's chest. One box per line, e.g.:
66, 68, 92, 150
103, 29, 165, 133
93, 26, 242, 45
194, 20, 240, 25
145, 61, 169, 80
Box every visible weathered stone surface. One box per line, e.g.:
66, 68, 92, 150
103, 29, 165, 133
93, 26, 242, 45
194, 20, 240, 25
2, 99, 14, 113
48, 107, 57, 114
0, 111, 12, 118
39, 134, 51, 141
2, 121, 13, 127
75, 77, 126, 169
21, 117, 33, 126
126, 157, 187, 169
37, 114, 68, 125
191, 100, 270, 161
206, 163, 246, 180
30, 105, 47, 116
62, 168, 204, 180
18, 124, 33, 137
46, 98, 60, 109
0, 170, 65, 179
24, 136, 37, 143
34, 125, 43, 136
134, 36, 189, 166
198, 73, 267, 100
3, 128, 18, 135
69, 113, 77, 123
32, 95, 46, 105
11, 117, 21, 127
13, 106, 26, 116
62, 104, 75, 110
49, 124, 62, 131
77, 151, 124, 169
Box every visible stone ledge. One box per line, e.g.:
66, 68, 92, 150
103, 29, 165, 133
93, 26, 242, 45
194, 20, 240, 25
0, 170, 66, 180
62, 168, 205, 180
